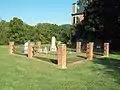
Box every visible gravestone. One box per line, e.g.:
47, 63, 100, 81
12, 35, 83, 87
50, 36, 57, 51
24, 41, 29, 54
96, 45, 101, 52
43, 47, 48, 54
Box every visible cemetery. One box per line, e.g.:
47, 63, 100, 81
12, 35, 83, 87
0, 0, 120, 89
0, 38, 119, 90
9, 36, 110, 69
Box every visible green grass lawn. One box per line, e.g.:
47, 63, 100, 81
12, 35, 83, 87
0, 46, 120, 90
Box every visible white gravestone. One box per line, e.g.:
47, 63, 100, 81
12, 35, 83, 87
50, 36, 57, 51
43, 47, 48, 54
24, 41, 29, 54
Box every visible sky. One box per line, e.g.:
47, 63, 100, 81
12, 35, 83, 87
0, 0, 77, 25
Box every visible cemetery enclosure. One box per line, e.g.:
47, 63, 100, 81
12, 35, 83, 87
9, 41, 109, 69
10, 43, 86, 65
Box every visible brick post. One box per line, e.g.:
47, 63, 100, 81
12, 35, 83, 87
28, 42, 34, 58
76, 42, 81, 53
104, 43, 109, 57
58, 44, 67, 69
9, 42, 14, 54
86, 43, 90, 59
58, 44, 62, 66
86, 42, 94, 60
89, 42, 94, 60
37, 41, 41, 53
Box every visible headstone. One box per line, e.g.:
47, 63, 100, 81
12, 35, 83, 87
50, 36, 57, 51
96, 45, 101, 52
24, 41, 29, 54
43, 47, 48, 54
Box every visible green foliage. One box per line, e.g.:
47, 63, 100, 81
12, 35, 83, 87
0, 20, 9, 45
73, 0, 120, 50
0, 17, 71, 45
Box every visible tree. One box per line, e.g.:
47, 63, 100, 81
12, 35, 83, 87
0, 17, 71, 45
9, 17, 25, 44
74, 0, 120, 50
0, 20, 9, 44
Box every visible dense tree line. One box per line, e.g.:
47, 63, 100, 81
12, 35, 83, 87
1, 0, 120, 51
0, 17, 72, 45
72, 0, 120, 50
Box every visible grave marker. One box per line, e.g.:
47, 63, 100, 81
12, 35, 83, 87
24, 41, 29, 54
50, 36, 57, 51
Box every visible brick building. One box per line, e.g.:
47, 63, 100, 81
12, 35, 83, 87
71, 2, 84, 25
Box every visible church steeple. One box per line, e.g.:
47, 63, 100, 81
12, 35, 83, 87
72, 2, 77, 14
71, 1, 84, 25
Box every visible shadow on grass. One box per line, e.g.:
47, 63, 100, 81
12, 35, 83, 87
77, 55, 86, 59
49, 53, 58, 55
14, 51, 28, 57
93, 52, 103, 56
33, 56, 58, 65
111, 52, 120, 55
93, 57, 120, 84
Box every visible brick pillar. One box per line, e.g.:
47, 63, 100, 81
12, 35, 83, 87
37, 41, 41, 53
104, 43, 109, 57
9, 42, 14, 54
58, 44, 62, 66
86, 43, 90, 59
58, 44, 67, 69
86, 42, 94, 60
89, 42, 94, 60
76, 42, 81, 53
28, 43, 34, 58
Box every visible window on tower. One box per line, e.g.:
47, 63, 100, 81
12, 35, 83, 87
73, 17, 76, 24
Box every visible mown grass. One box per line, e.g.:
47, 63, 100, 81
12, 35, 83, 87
0, 45, 120, 90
